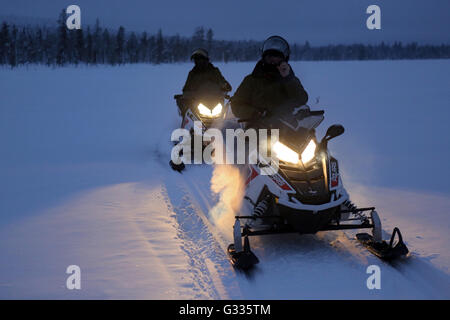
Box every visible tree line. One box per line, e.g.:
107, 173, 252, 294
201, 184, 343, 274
0, 10, 449, 67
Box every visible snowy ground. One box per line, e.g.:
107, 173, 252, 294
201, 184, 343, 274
0, 60, 449, 299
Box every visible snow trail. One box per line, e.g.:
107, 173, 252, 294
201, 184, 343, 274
159, 164, 243, 299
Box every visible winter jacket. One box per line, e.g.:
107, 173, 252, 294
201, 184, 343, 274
182, 62, 232, 99
231, 60, 308, 120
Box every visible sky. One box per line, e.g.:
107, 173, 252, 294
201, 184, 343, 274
1, 0, 449, 45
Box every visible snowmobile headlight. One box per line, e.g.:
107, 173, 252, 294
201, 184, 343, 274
211, 103, 223, 117
272, 141, 299, 164
301, 140, 316, 164
197, 103, 223, 118
198, 103, 211, 116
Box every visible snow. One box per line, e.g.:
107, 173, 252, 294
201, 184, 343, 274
0, 60, 449, 299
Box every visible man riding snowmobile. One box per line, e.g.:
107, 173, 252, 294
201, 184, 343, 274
227, 36, 409, 269
231, 36, 308, 122
170, 49, 232, 172
176, 48, 232, 116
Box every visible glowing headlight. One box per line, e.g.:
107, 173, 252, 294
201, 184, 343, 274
272, 142, 299, 164
197, 103, 223, 117
211, 103, 222, 116
301, 140, 316, 164
198, 103, 211, 116
272, 140, 317, 165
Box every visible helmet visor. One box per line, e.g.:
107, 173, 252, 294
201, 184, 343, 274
262, 36, 290, 59
190, 49, 209, 60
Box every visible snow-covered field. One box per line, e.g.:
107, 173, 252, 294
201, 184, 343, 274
0, 60, 449, 299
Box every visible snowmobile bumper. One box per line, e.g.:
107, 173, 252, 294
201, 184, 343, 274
277, 193, 348, 212
277, 203, 343, 234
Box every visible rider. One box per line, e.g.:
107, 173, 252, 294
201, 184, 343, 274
177, 48, 232, 115
231, 36, 308, 121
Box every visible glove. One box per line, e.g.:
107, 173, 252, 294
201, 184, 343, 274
222, 83, 232, 92
257, 109, 270, 118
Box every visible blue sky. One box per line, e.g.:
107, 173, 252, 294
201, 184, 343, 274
1, 0, 449, 44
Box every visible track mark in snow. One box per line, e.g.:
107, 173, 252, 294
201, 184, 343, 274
159, 167, 244, 299
205, 258, 229, 299
161, 182, 224, 299
329, 230, 450, 298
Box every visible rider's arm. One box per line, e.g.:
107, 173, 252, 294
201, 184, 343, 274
214, 67, 232, 92
281, 75, 309, 106
182, 71, 200, 101
231, 75, 259, 119
182, 71, 196, 94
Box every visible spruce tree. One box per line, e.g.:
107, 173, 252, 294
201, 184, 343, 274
56, 9, 68, 65
155, 29, 164, 64
115, 26, 125, 64
0, 23, 10, 65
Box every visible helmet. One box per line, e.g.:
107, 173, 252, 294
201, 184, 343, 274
261, 36, 290, 61
190, 48, 209, 61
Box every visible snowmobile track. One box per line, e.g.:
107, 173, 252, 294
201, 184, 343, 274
160, 167, 243, 299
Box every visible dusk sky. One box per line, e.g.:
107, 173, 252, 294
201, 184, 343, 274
1, 0, 449, 45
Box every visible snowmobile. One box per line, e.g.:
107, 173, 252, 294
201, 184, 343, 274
227, 105, 409, 270
170, 90, 231, 172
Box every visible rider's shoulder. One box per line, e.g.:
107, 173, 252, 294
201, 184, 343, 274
242, 74, 257, 84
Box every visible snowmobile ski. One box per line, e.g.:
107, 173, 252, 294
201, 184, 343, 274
169, 160, 185, 173
227, 218, 259, 270
356, 227, 409, 261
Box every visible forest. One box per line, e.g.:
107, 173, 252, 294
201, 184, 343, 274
1, 10, 449, 67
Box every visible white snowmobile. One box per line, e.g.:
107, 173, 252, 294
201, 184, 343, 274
170, 90, 231, 172
228, 105, 409, 269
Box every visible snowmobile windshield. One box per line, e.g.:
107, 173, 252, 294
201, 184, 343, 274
265, 105, 324, 152
280, 106, 323, 130
266, 105, 324, 131
192, 87, 226, 109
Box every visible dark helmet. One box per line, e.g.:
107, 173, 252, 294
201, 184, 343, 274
190, 48, 209, 61
261, 35, 290, 61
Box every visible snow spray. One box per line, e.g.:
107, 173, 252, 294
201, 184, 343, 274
209, 164, 245, 238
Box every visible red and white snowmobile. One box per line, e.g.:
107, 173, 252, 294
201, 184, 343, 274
170, 90, 231, 172
228, 105, 409, 270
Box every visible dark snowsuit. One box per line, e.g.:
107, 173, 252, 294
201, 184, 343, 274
231, 60, 308, 120
177, 62, 232, 115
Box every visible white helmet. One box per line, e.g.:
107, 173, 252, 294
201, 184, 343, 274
190, 48, 209, 60
262, 36, 290, 61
